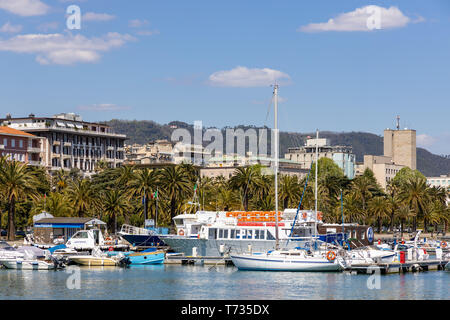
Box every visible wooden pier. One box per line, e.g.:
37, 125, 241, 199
344, 259, 449, 275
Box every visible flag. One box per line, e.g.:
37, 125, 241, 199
193, 183, 197, 195
151, 190, 158, 199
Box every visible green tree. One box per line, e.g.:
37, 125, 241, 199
0, 158, 39, 240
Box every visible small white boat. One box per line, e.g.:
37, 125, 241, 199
0, 257, 57, 270
231, 248, 343, 272
343, 247, 398, 265
0, 244, 60, 270
68, 247, 129, 267
445, 262, 450, 271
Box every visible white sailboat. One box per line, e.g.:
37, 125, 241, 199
230, 85, 343, 272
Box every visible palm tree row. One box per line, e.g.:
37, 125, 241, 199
1, 155, 448, 240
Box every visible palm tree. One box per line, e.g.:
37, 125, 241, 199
159, 166, 191, 220
116, 165, 135, 187
66, 178, 97, 217
397, 205, 413, 237
368, 196, 392, 233
53, 169, 70, 192
101, 189, 130, 233
229, 166, 259, 211
0, 158, 38, 240
399, 176, 430, 231
279, 175, 300, 209
30, 192, 72, 219
126, 168, 159, 221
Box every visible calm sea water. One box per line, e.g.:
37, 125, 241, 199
0, 265, 449, 300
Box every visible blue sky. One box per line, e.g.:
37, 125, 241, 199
0, 0, 449, 155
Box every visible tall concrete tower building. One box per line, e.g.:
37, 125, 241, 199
383, 116, 416, 170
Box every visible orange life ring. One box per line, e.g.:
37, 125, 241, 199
108, 247, 113, 252
317, 212, 323, 221
106, 237, 112, 241
302, 212, 307, 220
326, 251, 336, 261
178, 229, 185, 236
441, 241, 447, 248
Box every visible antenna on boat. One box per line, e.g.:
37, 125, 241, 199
273, 83, 279, 250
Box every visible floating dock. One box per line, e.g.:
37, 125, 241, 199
344, 259, 449, 274
164, 255, 234, 266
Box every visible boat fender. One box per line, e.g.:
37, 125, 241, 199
179, 229, 185, 236
326, 251, 336, 261
108, 247, 113, 252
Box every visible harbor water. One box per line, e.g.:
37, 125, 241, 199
0, 265, 449, 300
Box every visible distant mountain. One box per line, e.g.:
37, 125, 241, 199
104, 119, 450, 177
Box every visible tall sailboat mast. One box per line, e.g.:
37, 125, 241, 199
314, 129, 319, 247
274, 84, 279, 250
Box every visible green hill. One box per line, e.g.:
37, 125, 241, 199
104, 119, 450, 177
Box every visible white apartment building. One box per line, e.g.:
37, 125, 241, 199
0, 113, 126, 173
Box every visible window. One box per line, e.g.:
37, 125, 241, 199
71, 231, 88, 239
218, 229, 223, 239
19, 140, 23, 148
223, 229, 229, 239
11, 139, 15, 147
230, 229, 236, 239
266, 231, 275, 240
208, 228, 217, 239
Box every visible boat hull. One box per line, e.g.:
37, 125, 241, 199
0, 258, 55, 270
69, 256, 118, 266
230, 254, 342, 272
128, 251, 165, 265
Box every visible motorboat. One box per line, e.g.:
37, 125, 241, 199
342, 246, 398, 265
68, 247, 130, 267
0, 245, 63, 270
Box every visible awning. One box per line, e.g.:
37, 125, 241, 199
66, 123, 75, 128
56, 122, 66, 127
75, 124, 83, 129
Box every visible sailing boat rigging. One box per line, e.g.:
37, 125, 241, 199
230, 85, 344, 271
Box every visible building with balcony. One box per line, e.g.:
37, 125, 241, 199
0, 113, 127, 173
0, 126, 44, 166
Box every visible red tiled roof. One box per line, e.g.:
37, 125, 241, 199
0, 126, 37, 137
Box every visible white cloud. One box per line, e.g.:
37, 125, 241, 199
82, 12, 116, 22
208, 66, 291, 87
0, 22, 23, 33
0, 32, 136, 65
78, 104, 131, 111
0, 0, 49, 16
417, 133, 450, 156
298, 5, 415, 32
129, 19, 149, 28
417, 134, 437, 148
